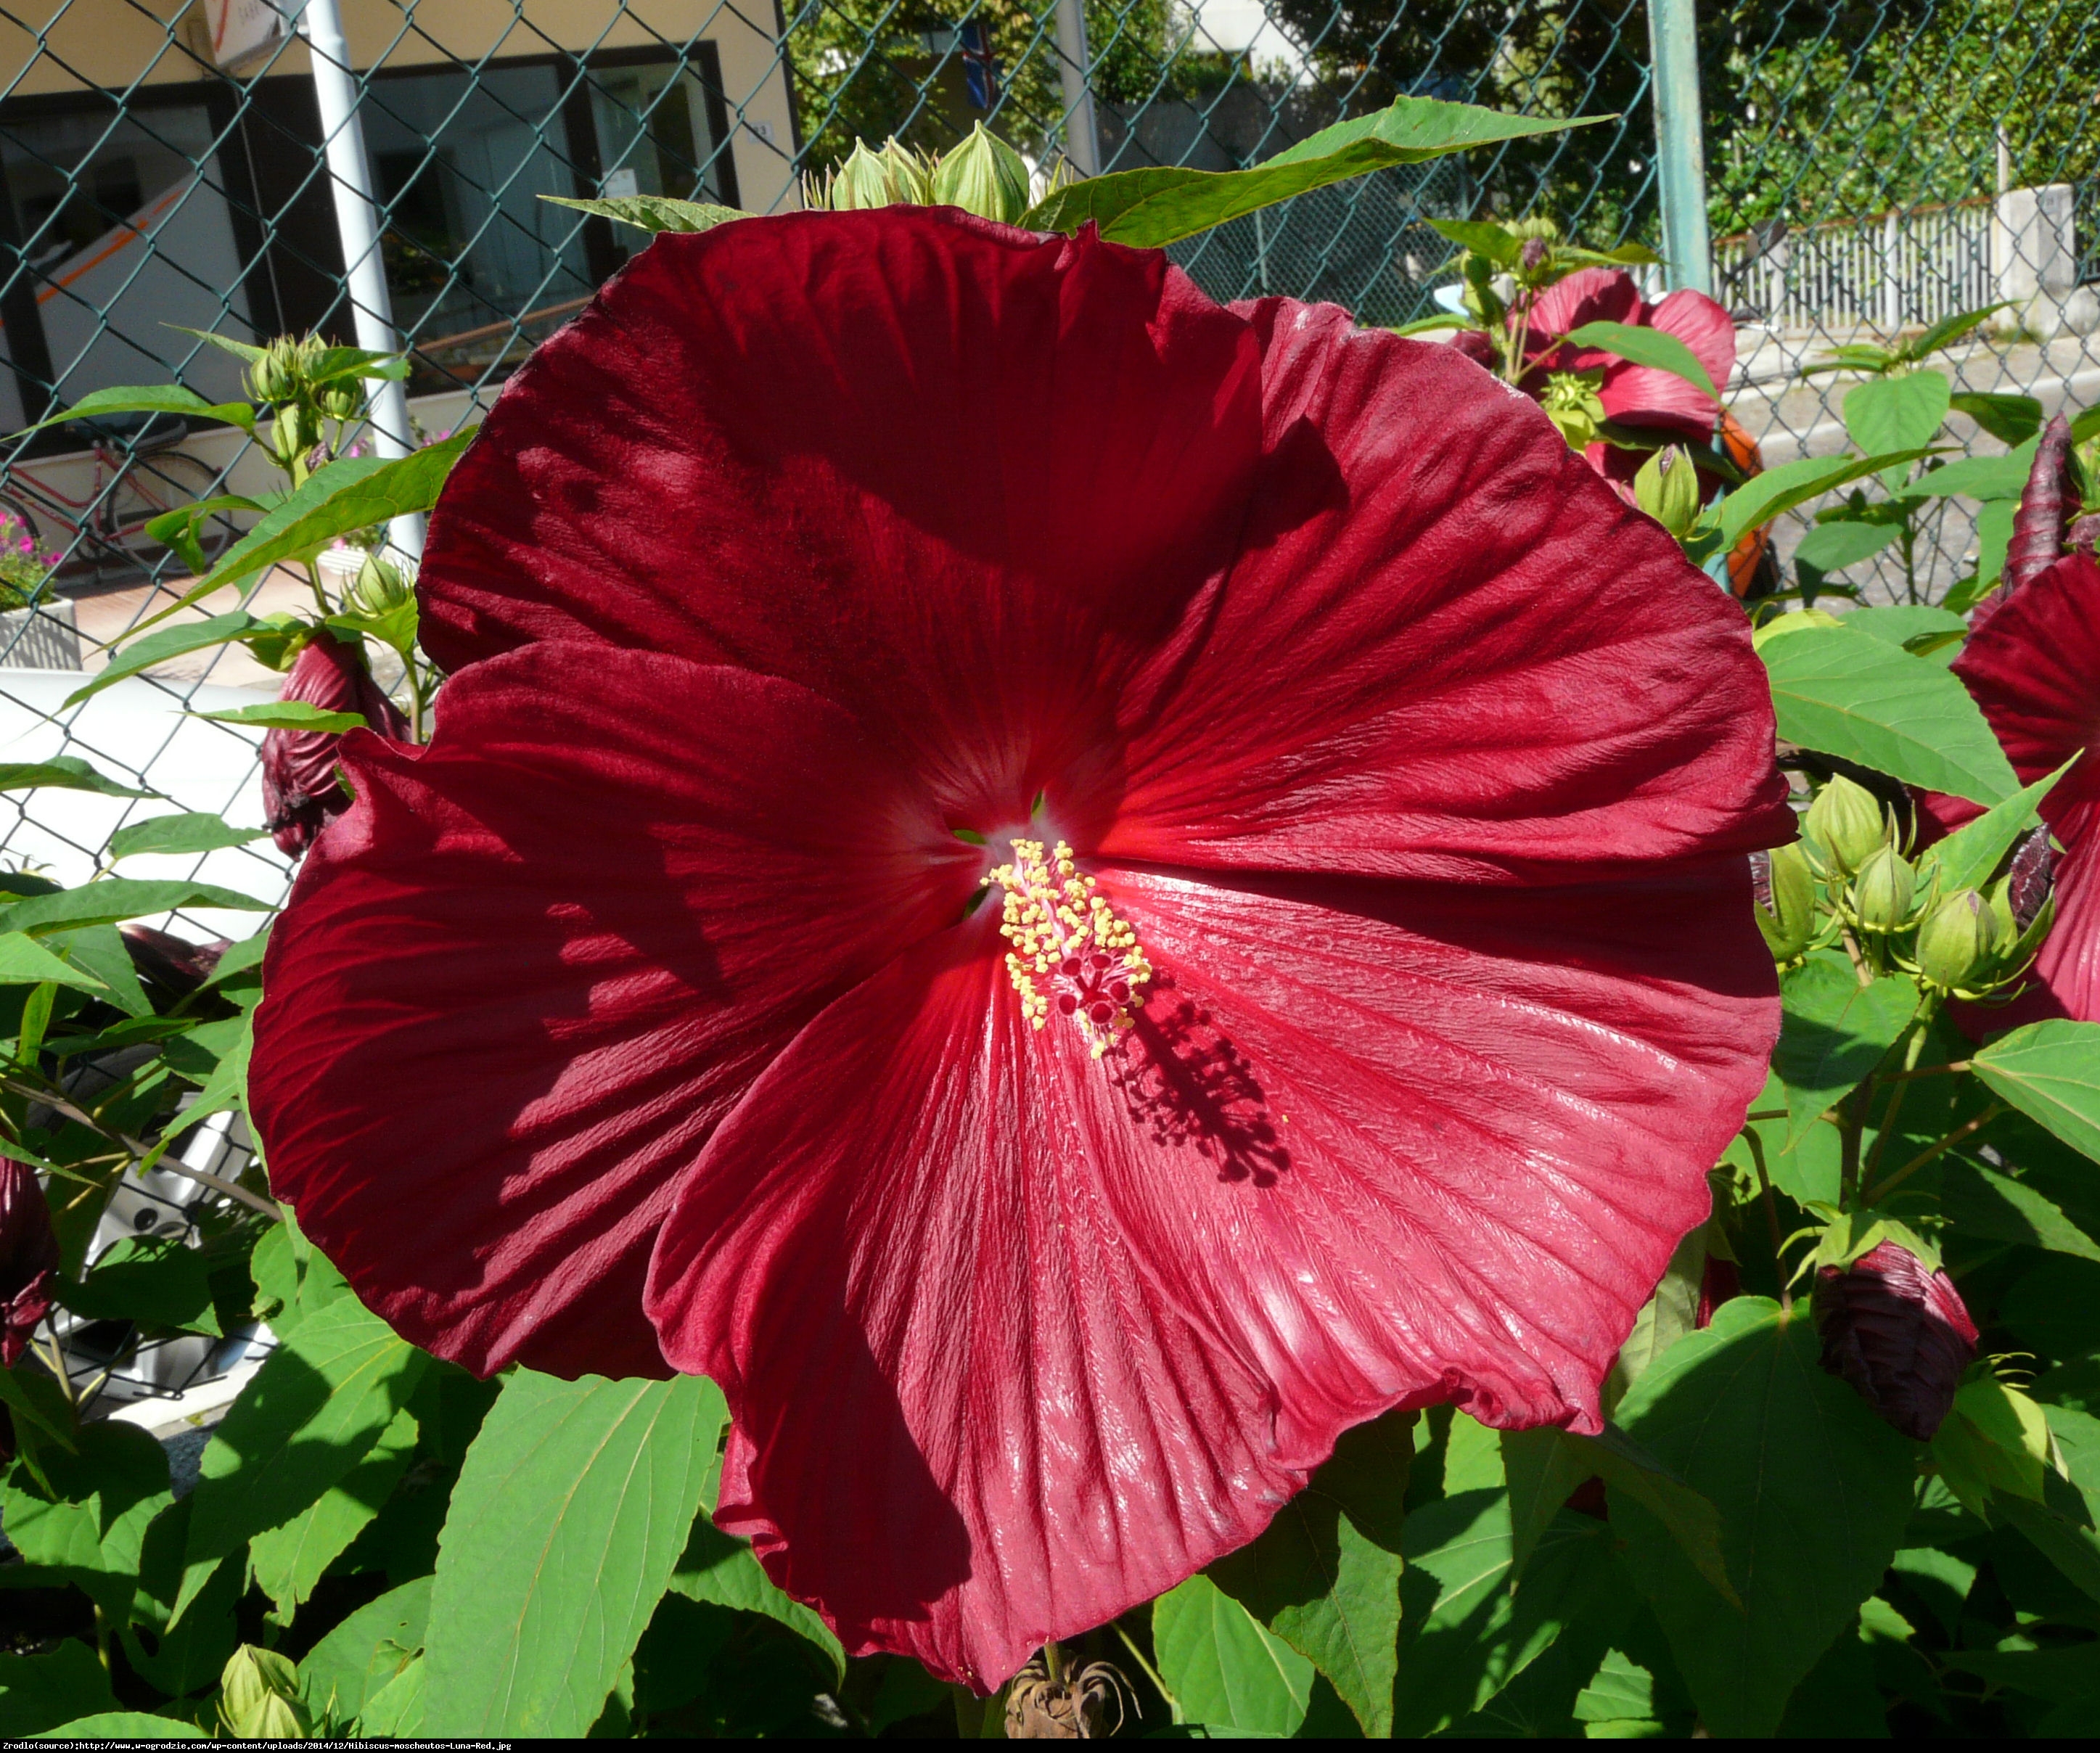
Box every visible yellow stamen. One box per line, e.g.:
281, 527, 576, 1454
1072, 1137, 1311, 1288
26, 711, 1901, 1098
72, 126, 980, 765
987, 839, 1152, 1056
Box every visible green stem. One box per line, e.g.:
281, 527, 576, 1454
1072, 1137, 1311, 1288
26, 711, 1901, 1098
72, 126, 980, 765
1863, 1103, 2003, 1205
1113, 1621, 1176, 1722
1044, 1639, 1066, 1688
1741, 1128, 1792, 1316
1861, 1003, 1940, 1189
1839, 1085, 1866, 1206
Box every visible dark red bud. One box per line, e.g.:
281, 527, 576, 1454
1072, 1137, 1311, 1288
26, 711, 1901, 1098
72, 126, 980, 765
1519, 237, 1550, 272
2005, 414, 2072, 596
120, 924, 229, 998
1696, 1255, 1741, 1329
2068, 512, 2100, 555
1815, 1241, 1977, 1440
1749, 848, 1773, 914
2009, 826, 2055, 934
263, 636, 410, 857
0, 1158, 59, 1368
1450, 328, 1497, 371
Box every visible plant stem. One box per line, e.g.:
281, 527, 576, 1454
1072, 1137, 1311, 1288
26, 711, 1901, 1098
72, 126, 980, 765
1862, 1006, 1940, 1188
1741, 1128, 1792, 1316
1863, 1104, 2003, 1205
1879, 1059, 1971, 1083
1841, 927, 1874, 986
1044, 1639, 1066, 1688
1839, 1085, 1865, 1206
0, 1077, 280, 1218
1113, 1621, 1176, 1722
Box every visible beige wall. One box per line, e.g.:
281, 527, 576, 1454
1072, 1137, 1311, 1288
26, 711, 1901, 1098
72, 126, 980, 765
2, 0, 800, 211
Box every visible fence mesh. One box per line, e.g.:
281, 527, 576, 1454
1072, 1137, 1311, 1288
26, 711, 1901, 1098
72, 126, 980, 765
0, 0, 2094, 1421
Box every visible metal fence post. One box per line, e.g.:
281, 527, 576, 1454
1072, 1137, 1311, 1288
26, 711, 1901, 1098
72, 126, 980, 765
1646, 0, 1712, 297
1054, 0, 1102, 177
295, 0, 424, 560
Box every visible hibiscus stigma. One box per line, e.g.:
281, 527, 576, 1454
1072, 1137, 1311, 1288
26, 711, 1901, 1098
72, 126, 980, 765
990, 839, 1152, 1056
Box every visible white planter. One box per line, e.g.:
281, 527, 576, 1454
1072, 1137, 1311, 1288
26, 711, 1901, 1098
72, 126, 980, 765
0, 599, 82, 671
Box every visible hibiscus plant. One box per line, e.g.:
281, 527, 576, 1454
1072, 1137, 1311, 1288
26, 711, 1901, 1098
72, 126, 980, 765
4, 96, 2100, 1743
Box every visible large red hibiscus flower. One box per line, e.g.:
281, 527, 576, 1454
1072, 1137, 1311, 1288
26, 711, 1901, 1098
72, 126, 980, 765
248, 210, 1788, 1688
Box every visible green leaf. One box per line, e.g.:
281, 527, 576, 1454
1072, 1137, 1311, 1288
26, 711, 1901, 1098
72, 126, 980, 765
305, 345, 413, 386
192, 699, 366, 734
0, 1421, 172, 1615
144, 496, 261, 577
541, 193, 743, 234
0, 758, 154, 799
107, 813, 271, 862
1950, 390, 2044, 446
1974, 1021, 2100, 1161
420, 1371, 721, 1737
1575, 1426, 1736, 1606
1757, 622, 2019, 802
1921, 760, 2074, 900
1390, 1493, 1617, 1737
1792, 520, 1901, 573
1893, 440, 2039, 503
1898, 303, 2008, 363
33, 1712, 206, 1738
2073, 405, 2100, 448
1841, 603, 1967, 662
299, 1576, 430, 1727
1024, 98, 1606, 247
1774, 954, 1919, 1144
1943, 1157, 2100, 1260
0, 1363, 76, 1454
669, 1519, 847, 1685
61, 612, 264, 710
247, 1210, 350, 1339
1499, 1426, 1593, 1588
162, 1005, 253, 1138
176, 1296, 428, 1621
1152, 1572, 1313, 1735
1610, 1297, 1916, 1738
250, 1406, 419, 1618
0, 879, 270, 939
1718, 450, 1936, 549
1562, 320, 1717, 401
355, 1658, 425, 1736
1424, 215, 1524, 266
58, 1235, 221, 1334
25, 383, 255, 437
0, 1639, 119, 1736
0, 932, 107, 993
1208, 1408, 1411, 1735
1842, 373, 1952, 461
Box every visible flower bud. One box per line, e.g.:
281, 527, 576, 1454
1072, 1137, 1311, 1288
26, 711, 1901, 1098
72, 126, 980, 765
1518, 236, 1550, 273
1633, 445, 1701, 537
2008, 825, 2054, 934
1916, 888, 1998, 989
1851, 842, 1915, 933
2006, 412, 2072, 595
1, 1158, 59, 1368
829, 139, 900, 209
318, 377, 365, 421
218, 1645, 309, 1741
247, 335, 303, 404
879, 137, 935, 205
120, 924, 228, 1001
262, 635, 411, 858
931, 123, 1030, 225
350, 553, 411, 617
1816, 1241, 1977, 1440
1806, 774, 1887, 876
1752, 842, 1816, 961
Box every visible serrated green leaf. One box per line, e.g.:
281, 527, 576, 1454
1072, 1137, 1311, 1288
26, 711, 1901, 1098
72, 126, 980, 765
1924, 758, 2072, 899
1153, 1572, 1313, 1735
1950, 390, 2044, 446
1207, 1408, 1411, 1735
58, 1235, 221, 1334
542, 193, 743, 234
192, 699, 366, 734
669, 1520, 846, 1685
0, 1421, 171, 1615
299, 1575, 431, 1726
0, 879, 271, 938
250, 1406, 419, 1618
420, 1371, 720, 1737
1893, 439, 2039, 503
62, 613, 265, 710
1943, 1157, 2100, 1260
1792, 520, 1902, 573
23, 383, 254, 437
1841, 603, 1967, 660
0, 932, 107, 993
1025, 98, 1606, 247
107, 813, 270, 862
1775, 954, 1919, 1144
1610, 1297, 1916, 1738
0, 757, 155, 799
1757, 623, 2018, 802
1974, 1021, 2100, 1161
176, 1297, 427, 1621
1562, 319, 1717, 401
1842, 373, 1951, 462
1719, 450, 1936, 549
1900, 303, 2007, 363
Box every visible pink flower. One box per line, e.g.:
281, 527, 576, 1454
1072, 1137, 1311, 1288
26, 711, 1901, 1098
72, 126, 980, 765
1521, 268, 1735, 444
250, 210, 1788, 1687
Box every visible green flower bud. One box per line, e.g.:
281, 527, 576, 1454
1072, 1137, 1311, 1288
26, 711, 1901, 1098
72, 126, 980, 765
879, 137, 935, 205
828, 139, 901, 209
218, 1645, 308, 1741
1916, 889, 1999, 990
1634, 445, 1702, 537
350, 552, 411, 615
318, 377, 365, 421
1851, 842, 1915, 933
247, 335, 303, 403
931, 123, 1031, 225
1806, 774, 1887, 876
1754, 842, 1817, 961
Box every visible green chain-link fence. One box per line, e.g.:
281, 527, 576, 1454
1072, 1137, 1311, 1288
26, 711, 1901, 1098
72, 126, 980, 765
0, 0, 2094, 1421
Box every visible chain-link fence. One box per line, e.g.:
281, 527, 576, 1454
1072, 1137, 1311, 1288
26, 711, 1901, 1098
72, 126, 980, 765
1, 0, 2095, 1428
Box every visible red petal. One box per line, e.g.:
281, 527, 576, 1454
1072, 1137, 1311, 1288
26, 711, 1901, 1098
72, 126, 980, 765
250, 645, 969, 1378
645, 930, 1296, 1689
1528, 266, 1641, 340
417, 210, 1263, 817
1595, 289, 1732, 438
644, 853, 1773, 1685
1101, 305, 1789, 878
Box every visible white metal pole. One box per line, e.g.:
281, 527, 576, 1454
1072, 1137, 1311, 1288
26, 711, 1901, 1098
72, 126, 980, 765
1054, 0, 1101, 178
295, 0, 423, 560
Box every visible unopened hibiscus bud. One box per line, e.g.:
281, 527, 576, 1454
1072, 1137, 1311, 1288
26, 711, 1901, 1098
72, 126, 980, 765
932, 123, 1030, 225
879, 138, 935, 205
218, 1645, 309, 1741
1519, 236, 1550, 273
2006, 413, 2072, 595
1916, 888, 1998, 989
1752, 842, 1816, 961
350, 553, 411, 616
247, 335, 303, 403
1852, 842, 1916, 933
2008, 825, 2055, 933
1633, 445, 1700, 536
1816, 1240, 1977, 1440
262, 634, 410, 858
829, 139, 901, 209
317, 377, 364, 422
120, 924, 228, 1000
1, 1158, 59, 1368
1806, 774, 1887, 876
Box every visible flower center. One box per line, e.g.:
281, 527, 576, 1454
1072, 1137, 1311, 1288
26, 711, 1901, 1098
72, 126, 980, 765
988, 839, 1152, 1058
1541, 368, 1607, 448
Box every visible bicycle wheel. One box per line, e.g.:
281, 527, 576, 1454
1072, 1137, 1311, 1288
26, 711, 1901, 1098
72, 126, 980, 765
109, 451, 234, 573
0, 489, 41, 547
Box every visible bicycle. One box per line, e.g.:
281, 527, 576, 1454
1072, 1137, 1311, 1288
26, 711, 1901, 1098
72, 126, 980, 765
0, 411, 239, 587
